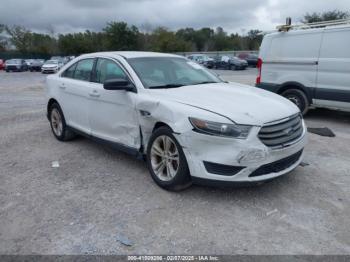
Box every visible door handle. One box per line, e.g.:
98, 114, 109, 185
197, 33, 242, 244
59, 84, 66, 90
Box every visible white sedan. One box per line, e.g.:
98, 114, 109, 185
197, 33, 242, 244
42, 60, 63, 74
46, 52, 307, 191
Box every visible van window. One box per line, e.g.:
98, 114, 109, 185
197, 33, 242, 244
268, 32, 322, 60
320, 29, 350, 59
94, 58, 127, 84
73, 59, 94, 81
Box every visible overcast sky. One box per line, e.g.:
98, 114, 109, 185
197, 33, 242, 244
0, 0, 349, 34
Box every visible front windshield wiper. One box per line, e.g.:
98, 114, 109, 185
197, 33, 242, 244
192, 81, 219, 85
148, 84, 184, 89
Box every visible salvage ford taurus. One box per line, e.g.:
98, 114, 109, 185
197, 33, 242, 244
46, 52, 307, 191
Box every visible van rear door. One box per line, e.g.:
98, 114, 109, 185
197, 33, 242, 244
315, 27, 350, 110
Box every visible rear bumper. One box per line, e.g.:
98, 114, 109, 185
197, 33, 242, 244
256, 82, 281, 93
30, 66, 42, 71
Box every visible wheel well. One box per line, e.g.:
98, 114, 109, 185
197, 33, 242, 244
277, 84, 312, 104
47, 98, 58, 117
152, 122, 172, 133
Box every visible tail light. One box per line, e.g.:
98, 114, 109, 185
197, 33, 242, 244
256, 58, 263, 85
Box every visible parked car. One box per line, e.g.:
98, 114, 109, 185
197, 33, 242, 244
256, 21, 350, 114
0, 59, 5, 70
25, 59, 35, 67
187, 54, 215, 68
238, 53, 259, 67
41, 60, 63, 74
29, 59, 45, 72
62, 56, 71, 64
46, 52, 307, 191
50, 56, 65, 64
214, 55, 248, 70
5, 59, 28, 72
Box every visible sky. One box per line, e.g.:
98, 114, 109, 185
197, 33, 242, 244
0, 0, 349, 34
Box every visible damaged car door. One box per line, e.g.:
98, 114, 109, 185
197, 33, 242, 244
89, 57, 140, 149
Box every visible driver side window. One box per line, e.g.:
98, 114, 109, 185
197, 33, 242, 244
95, 58, 127, 84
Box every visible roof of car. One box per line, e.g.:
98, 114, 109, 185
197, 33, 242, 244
80, 51, 182, 59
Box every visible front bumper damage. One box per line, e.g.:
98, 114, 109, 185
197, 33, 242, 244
175, 122, 307, 185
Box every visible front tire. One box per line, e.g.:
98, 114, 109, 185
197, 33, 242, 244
49, 103, 77, 141
146, 127, 192, 191
281, 89, 309, 115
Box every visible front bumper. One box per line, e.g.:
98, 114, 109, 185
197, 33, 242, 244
175, 122, 307, 183
6, 66, 22, 71
42, 68, 58, 73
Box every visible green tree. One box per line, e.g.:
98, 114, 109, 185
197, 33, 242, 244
212, 27, 232, 51
5, 25, 32, 53
103, 22, 139, 50
29, 33, 58, 56
246, 29, 262, 50
58, 31, 107, 55
195, 27, 214, 51
150, 27, 192, 52
0, 24, 8, 51
302, 10, 349, 23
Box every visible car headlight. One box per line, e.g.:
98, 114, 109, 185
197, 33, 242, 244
189, 117, 252, 139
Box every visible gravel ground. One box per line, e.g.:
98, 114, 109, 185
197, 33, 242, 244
0, 69, 349, 255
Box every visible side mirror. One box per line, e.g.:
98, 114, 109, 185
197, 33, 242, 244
103, 78, 135, 92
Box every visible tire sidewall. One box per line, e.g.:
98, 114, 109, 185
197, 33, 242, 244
49, 103, 67, 141
282, 89, 309, 115
146, 127, 191, 191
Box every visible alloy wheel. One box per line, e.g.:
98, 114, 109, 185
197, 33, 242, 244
150, 135, 180, 181
51, 108, 63, 137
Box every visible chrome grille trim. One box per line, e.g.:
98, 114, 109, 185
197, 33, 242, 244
258, 114, 304, 148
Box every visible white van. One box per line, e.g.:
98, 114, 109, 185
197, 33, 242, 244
256, 20, 350, 114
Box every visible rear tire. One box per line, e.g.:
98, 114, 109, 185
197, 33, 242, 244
281, 89, 309, 115
49, 103, 77, 141
146, 127, 192, 191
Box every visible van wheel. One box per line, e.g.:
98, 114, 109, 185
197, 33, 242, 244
146, 127, 192, 191
49, 103, 77, 141
281, 89, 309, 115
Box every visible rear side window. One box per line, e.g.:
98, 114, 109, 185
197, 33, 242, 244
73, 59, 95, 81
62, 63, 77, 78
94, 58, 127, 84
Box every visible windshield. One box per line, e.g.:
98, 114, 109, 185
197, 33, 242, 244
7, 59, 21, 64
45, 60, 58, 64
128, 57, 222, 89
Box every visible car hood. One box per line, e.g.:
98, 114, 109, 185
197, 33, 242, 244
149, 83, 300, 126
43, 64, 58, 67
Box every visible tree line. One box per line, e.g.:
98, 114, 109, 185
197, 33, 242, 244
0, 22, 262, 57
0, 10, 348, 58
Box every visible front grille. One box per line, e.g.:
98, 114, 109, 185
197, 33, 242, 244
249, 150, 303, 177
203, 161, 245, 176
258, 114, 303, 148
